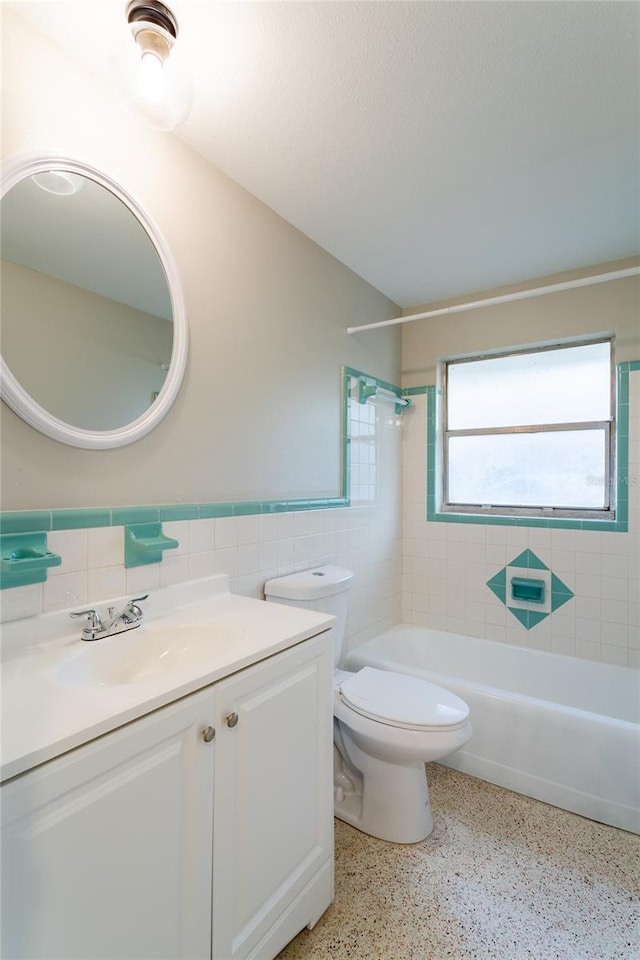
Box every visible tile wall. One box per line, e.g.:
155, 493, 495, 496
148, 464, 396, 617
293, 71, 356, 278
402, 369, 640, 666
3, 367, 637, 668
0, 375, 402, 659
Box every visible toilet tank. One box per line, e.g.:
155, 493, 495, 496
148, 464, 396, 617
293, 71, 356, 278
264, 566, 353, 666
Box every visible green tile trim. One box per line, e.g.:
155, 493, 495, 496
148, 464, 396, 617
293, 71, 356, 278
198, 503, 234, 519
112, 506, 160, 526
0, 511, 53, 534
0, 495, 354, 534
342, 368, 352, 501
425, 362, 636, 532
52, 508, 111, 530
402, 386, 429, 396
343, 365, 404, 399
346, 365, 410, 414
232, 501, 263, 516
160, 504, 199, 522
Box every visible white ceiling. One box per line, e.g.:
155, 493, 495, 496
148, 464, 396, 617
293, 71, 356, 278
8, 1, 640, 308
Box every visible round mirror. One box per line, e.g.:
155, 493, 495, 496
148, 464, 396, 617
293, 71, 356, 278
0, 155, 188, 448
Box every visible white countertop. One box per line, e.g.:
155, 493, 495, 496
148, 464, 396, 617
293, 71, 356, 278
0, 576, 334, 783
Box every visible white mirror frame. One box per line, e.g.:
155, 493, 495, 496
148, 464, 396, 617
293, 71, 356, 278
0, 153, 188, 449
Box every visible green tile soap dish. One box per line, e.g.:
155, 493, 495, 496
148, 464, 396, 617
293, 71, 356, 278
124, 522, 179, 568
0, 532, 62, 589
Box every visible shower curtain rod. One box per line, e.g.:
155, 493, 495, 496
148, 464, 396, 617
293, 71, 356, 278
346, 266, 640, 335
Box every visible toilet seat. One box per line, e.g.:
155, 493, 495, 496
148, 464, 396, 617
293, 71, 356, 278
338, 666, 469, 732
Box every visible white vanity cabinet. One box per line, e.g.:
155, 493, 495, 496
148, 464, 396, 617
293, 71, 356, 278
212, 630, 334, 959
1, 685, 217, 960
0, 629, 334, 960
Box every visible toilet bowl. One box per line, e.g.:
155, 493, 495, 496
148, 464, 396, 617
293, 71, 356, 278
264, 566, 472, 844
333, 666, 471, 842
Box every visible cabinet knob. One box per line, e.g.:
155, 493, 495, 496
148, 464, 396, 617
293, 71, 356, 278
201, 726, 216, 743
226, 712, 239, 728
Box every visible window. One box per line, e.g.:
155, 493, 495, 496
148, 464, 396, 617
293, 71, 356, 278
441, 338, 615, 519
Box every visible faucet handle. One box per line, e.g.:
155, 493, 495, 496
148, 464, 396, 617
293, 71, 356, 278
128, 594, 148, 616
70, 608, 103, 640
70, 608, 102, 627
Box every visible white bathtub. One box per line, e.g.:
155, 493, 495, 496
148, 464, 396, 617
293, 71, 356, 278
346, 625, 640, 834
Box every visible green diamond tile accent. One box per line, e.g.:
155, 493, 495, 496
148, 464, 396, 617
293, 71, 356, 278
507, 608, 550, 630
508, 608, 534, 629
510, 549, 549, 570
550, 573, 574, 612
487, 550, 574, 630
486, 568, 507, 605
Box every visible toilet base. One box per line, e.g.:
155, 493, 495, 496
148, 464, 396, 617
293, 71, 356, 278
333, 743, 433, 844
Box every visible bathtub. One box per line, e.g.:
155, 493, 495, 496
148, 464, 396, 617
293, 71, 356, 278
346, 625, 640, 834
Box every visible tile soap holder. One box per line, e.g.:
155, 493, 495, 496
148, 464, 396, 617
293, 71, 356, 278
124, 522, 179, 568
511, 576, 545, 604
0, 532, 62, 589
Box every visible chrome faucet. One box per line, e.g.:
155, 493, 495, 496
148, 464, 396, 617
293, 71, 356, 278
70, 595, 149, 641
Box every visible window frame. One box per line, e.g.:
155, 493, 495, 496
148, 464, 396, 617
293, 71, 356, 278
440, 337, 616, 520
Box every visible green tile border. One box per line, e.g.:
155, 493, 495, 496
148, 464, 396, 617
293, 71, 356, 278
424, 362, 637, 532
0, 367, 372, 536
401, 386, 430, 396
341, 365, 409, 498
0, 497, 352, 535
343, 365, 406, 400
0, 363, 632, 538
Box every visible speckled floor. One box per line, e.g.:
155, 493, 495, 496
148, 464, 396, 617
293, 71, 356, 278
277, 764, 640, 960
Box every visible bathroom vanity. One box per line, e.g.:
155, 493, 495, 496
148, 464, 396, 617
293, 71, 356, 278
0, 576, 335, 959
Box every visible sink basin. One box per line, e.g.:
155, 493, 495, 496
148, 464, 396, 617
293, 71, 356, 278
55, 621, 244, 687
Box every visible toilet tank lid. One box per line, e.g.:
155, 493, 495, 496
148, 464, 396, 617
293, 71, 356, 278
264, 565, 353, 600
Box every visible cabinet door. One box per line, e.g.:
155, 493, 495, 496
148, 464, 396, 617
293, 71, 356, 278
212, 631, 334, 960
1, 686, 216, 960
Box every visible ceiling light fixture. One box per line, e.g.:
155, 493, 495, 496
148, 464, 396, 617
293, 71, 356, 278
112, 0, 193, 132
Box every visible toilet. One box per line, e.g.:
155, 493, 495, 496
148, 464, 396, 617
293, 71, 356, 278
264, 565, 472, 844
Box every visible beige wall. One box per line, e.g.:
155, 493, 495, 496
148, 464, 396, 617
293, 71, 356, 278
402, 261, 639, 387
1, 8, 400, 511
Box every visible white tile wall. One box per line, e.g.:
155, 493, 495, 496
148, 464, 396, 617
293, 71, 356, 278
402, 370, 640, 666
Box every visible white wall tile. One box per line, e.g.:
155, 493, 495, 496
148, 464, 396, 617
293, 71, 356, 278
48, 529, 88, 575
160, 554, 190, 588
88, 566, 126, 600
601, 644, 629, 666
125, 565, 160, 594
188, 519, 214, 554
189, 551, 216, 580
574, 551, 600, 575
0, 583, 43, 623
88, 526, 124, 570
43, 571, 88, 612
215, 518, 238, 549
237, 515, 260, 545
